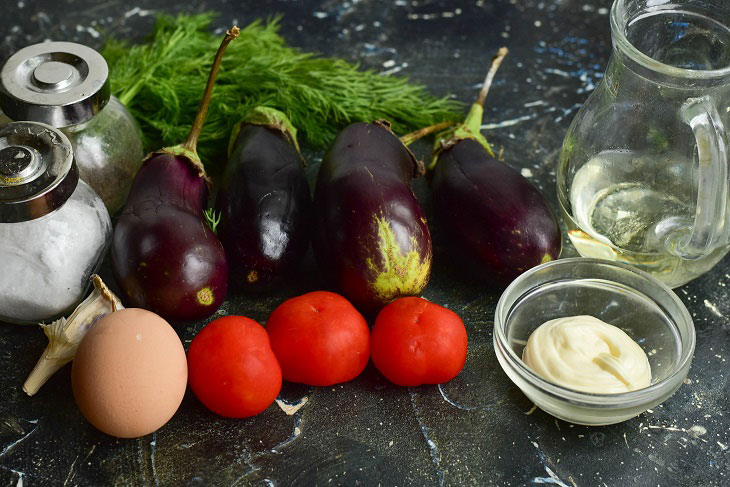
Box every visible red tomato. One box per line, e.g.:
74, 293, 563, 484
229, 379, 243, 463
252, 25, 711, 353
266, 291, 370, 386
187, 316, 282, 418
370, 297, 468, 386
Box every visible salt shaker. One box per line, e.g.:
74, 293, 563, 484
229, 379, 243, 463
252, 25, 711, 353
0, 41, 143, 214
0, 121, 112, 324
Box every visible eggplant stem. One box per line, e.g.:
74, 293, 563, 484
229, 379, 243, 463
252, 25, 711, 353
475, 47, 509, 108
181, 26, 240, 153
399, 121, 457, 146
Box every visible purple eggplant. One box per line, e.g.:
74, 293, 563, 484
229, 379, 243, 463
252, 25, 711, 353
430, 48, 561, 285
111, 27, 239, 322
214, 107, 311, 290
313, 120, 452, 313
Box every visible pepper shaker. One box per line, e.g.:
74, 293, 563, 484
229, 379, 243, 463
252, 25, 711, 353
0, 121, 112, 324
0, 41, 144, 214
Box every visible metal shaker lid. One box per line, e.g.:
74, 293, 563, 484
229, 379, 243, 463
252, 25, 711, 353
0, 121, 78, 223
0, 42, 110, 127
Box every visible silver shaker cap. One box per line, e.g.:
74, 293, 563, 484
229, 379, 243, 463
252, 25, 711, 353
0, 42, 110, 127
0, 121, 78, 223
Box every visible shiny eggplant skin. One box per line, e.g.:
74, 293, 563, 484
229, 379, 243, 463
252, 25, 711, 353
112, 153, 229, 322
313, 121, 432, 313
215, 124, 311, 290
431, 138, 561, 285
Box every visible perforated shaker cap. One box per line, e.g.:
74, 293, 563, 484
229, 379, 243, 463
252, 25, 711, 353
0, 121, 78, 223
0, 42, 110, 128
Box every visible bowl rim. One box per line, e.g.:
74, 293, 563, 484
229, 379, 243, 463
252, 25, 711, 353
494, 257, 696, 409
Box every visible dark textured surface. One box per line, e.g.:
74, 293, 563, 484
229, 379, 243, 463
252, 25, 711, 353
1, 0, 729, 485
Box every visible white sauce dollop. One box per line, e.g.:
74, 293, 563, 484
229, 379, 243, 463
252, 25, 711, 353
522, 315, 651, 393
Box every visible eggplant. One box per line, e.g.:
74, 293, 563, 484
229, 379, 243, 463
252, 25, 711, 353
312, 120, 433, 313
111, 28, 238, 322
215, 107, 311, 290
430, 48, 561, 285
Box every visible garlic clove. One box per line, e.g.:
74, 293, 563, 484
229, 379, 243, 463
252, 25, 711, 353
23, 274, 123, 396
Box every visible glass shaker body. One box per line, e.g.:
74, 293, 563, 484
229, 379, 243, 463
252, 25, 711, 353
0, 180, 112, 323
62, 96, 144, 214
0, 122, 112, 324
557, 0, 730, 287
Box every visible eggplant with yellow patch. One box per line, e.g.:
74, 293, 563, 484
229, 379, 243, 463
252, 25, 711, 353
312, 120, 432, 313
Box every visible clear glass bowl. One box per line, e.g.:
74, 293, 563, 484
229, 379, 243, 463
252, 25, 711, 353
493, 257, 695, 425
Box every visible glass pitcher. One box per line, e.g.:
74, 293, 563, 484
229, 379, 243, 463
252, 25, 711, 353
558, 0, 730, 287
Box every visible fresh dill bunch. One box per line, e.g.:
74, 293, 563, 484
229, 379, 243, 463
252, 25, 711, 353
102, 13, 463, 167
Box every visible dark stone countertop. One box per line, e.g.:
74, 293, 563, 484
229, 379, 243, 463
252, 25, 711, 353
1, 0, 728, 485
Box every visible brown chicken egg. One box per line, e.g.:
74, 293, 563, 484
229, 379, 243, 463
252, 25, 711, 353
72, 308, 187, 438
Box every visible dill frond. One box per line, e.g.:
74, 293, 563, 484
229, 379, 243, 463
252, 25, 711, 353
102, 13, 462, 168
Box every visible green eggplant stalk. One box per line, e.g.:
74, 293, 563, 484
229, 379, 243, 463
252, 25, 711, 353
430, 47, 561, 285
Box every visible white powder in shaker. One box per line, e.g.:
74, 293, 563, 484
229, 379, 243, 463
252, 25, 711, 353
0, 180, 111, 323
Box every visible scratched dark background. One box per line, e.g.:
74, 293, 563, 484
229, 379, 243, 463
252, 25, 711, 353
1, 0, 729, 485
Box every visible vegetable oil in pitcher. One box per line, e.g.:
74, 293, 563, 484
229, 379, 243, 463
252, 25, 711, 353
560, 150, 730, 288
558, 0, 730, 287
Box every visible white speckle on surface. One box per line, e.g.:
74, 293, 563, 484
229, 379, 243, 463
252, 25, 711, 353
598, 7, 609, 14
704, 300, 724, 318
0, 424, 40, 459
521, 168, 533, 178
647, 425, 682, 432
545, 68, 570, 78
124, 7, 153, 18
534, 20, 542, 27
408, 9, 462, 20
313, 11, 329, 19
689, 425, 707, 436
532, 466, 570, 487
380, 62, 408, 76
271, 415, 304, 454
10, 470, 24, 487
382, 59, 396, 68
718, 441, 729, 451
482, 114, 537, 129
409, 389, 443, 485
276, 397, 309, 416
437, 383, 477, 411
136, 333, 142, 341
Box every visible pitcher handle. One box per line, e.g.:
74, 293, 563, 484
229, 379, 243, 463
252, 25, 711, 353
672, 96, 729, 259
